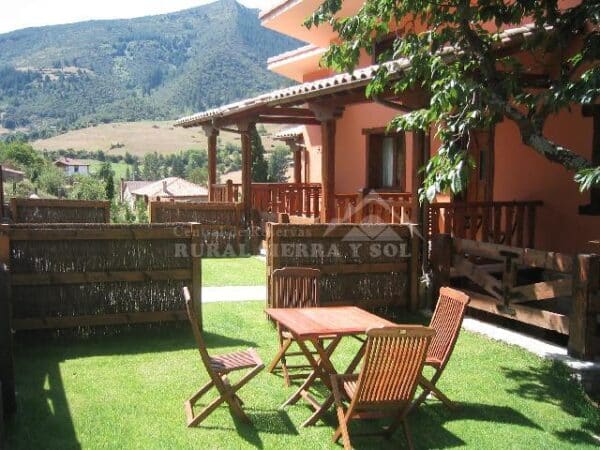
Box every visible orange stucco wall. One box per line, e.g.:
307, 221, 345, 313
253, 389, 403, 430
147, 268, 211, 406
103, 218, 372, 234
493, 106, 599, 254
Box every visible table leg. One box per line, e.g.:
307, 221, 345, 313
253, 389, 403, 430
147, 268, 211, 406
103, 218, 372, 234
281, 336, 341, 408
301, 336, 367, 427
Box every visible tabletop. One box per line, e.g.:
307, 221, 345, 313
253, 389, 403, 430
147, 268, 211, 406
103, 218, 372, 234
265, 306, 397, 339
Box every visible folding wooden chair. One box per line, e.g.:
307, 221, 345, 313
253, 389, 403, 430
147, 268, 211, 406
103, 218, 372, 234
412, 287, 470, 411
330, 326, 435, 450
267, 267, 322, 386
182, 286, 264, 427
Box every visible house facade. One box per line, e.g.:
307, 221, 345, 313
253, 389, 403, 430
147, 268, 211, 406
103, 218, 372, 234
120, 177, 208, 208
54, 157, 90, 176
176, 0, 598, 254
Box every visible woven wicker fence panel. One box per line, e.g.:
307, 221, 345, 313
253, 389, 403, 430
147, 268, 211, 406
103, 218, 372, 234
11, 199, 109, 223
4, 223, 199, 330
12, 280, 186, 319
267, 223, 417, 309
150, 202, 241, 225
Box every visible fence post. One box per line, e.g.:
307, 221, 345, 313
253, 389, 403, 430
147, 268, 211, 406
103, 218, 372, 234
568, 254, 600, 360
226, 180, 233, 203
430, 233, 453, 301
409, 224, 421, 311
190, 223, 203, 331
0, 262, 16, 418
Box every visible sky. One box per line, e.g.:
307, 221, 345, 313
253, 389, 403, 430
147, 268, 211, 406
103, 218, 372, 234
0, 0, 281, 34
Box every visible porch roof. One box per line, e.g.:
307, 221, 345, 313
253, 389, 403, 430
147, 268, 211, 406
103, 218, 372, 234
174, 24, 547, 129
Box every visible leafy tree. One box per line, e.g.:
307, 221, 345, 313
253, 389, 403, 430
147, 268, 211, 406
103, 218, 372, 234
268, 145, 291, 182
142, 152, 162, 180
12, 179, 36, 198
306, 0, 600, 200
170, 153, 186, 178
135, 198, 148, 223
125, 166, 131, 181
105, 171, 115, 200
187, 166, 208, 186
69, 176, 106, 200
0, 141, 45, 179
97, 161, 114, 181
36, 165, 66, 197
250, 125, 268, 182
132, 161, 141, 180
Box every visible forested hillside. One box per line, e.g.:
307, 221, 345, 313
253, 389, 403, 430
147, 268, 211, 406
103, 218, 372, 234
0, 0, 300, 138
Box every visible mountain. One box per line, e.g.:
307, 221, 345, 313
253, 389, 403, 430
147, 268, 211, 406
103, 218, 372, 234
0, 0, 301, 138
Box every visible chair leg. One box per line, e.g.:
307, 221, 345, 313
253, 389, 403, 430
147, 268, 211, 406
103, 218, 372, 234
417, 375, 457, 411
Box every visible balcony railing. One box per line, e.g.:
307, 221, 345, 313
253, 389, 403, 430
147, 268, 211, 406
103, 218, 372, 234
211, 182, 322, 218
426, 200, 543, 248
334, 191, 414, 223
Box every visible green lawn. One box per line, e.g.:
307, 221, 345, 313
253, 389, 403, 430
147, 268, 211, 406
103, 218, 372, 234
6, 301, 599, 449
202, 257, 266, 286
87, 160, 132, 179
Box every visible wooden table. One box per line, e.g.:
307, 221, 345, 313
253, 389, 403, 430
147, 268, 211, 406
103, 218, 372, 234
265, 306, 397, 427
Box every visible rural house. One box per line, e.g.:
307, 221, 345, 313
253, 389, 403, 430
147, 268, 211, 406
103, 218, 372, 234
120, 177, 208, 207
54, 157, 90, 176
175, 0, 598, 255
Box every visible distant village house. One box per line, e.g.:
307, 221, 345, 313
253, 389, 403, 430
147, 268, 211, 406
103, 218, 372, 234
54, 157, 90, 175
120, 177, 208, 208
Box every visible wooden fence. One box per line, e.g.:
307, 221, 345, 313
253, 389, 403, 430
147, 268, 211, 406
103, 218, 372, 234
427, 201, 542, 248
212, 182, 322, 218
334, 191, 414, 224
149, 201, 249, 256
10, 198, 110, 223
149, 201, 242, 225
0, 264, 15, 419
0, 223, 202, 331
431, 234, 600, 360
266, 223, 420, 311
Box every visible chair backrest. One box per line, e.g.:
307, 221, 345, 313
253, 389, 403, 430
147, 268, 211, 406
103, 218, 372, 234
427, 287, 470, 368
271, 267, 321, 308
353, 326, 435, 407
183, 286, 215, 374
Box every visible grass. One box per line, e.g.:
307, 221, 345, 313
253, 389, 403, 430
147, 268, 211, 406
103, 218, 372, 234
32, 121, 283, 156
87, 160, 131, 179
6, 301, 600, 449
202, 257, 266, 287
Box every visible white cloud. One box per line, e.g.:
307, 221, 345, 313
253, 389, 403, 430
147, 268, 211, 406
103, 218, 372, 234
0, 0, 281, 34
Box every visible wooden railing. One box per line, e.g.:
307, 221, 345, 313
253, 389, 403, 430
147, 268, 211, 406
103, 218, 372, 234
211, 182, 322, 218
334, 191, 414, 224
431, 234, 600, 360
252, 183, 321, 218
212, 181, 241, 203
426, 201, 543, 248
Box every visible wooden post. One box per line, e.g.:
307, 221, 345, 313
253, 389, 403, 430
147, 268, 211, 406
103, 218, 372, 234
291, 142, 302, 184
310, 104, 343, 223
238, 122, 253, 224
226, 179, 233, 203
0, 165, 4, 221
430, 233, 453, 301
411, 131, 426, 225
203, 126, 219, 202
568, 254, 600, 360
0, 226, 15, 416
409, 224, 421, 311
190, 223, 203, 331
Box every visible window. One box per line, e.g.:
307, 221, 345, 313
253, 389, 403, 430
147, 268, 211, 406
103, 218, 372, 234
74, 166, 79, 173
373, 34, 396, 64
367, 132, 406, 190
